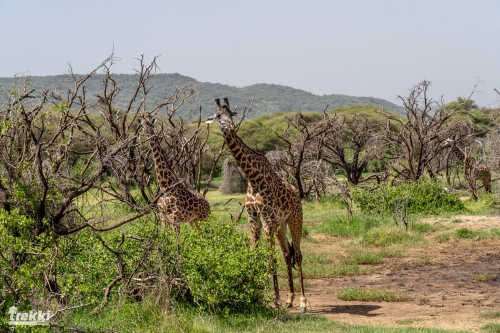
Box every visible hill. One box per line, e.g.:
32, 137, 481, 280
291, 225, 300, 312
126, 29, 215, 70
0, 73, 403, 119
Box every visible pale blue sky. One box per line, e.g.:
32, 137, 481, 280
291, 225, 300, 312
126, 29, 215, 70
1, 0, 499, 107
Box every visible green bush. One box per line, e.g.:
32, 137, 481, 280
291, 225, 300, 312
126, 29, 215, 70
0, 211, 273, 320
0, 210, 53, 314
180, 217, 272, 313
352, 178, 465, 215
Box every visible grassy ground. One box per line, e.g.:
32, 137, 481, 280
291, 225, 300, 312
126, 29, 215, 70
49, 181, 500, 333
60, 302, 470, 333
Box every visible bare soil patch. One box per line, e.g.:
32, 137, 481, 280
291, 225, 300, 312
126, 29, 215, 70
292, 215, 500, 332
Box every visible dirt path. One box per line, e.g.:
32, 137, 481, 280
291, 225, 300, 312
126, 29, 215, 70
292, 215, 500, 332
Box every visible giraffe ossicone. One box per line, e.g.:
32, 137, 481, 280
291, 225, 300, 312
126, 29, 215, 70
206, 98, 307, 312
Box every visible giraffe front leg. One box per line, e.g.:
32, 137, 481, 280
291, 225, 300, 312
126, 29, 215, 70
276, 222, 294, 308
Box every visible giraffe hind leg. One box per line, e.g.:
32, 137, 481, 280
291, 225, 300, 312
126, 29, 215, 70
288, 211, 307, 313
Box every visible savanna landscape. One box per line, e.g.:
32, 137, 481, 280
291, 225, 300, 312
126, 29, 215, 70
1, 55, 500, 333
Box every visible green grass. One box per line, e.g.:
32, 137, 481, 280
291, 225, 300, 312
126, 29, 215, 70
463, 193, 500, 215
436, 228, 500, 242
30, 183, 500, 333
359, 226, 426, 247
60, 300, 468, 333
341, 248, 403, 265
302, 198, 347, 226
479, 310, 500, 319
473, 272, 497, 282
396, 318, 423, 325
412, 222, 441, 233
305, 263, 373, 278
338, 287, 407, 302
313, 214, 386, 238
481, 323, 500, 333
205, 189, 247, 224
276, 249, 374, 279
416, 257, 440, 265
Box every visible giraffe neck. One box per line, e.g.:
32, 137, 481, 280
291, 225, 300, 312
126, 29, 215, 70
223, 129, 274, 188
451, 146, 465, 163
148, 135, 179, 190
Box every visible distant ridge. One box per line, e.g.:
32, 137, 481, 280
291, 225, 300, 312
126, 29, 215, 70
0, 73, 403, 119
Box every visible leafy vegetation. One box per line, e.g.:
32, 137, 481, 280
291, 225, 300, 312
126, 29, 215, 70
180, 218, 272, 313
1, 65, 499, 332
352, 178, 465, 216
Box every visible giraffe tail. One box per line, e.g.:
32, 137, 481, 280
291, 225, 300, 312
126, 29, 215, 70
289, 240, 297, 270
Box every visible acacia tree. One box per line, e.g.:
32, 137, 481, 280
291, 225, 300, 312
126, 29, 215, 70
273, 112, 331, 200
321, 113, 387, 185
0, 54, 209, 312
382, 80, 477, 181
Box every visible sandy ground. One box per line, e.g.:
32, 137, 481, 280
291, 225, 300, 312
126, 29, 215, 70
290, 214, 500, 332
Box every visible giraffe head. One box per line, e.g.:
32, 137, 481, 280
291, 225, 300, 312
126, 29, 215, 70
205, 98, 239, 131
442, 137, 456, 148
138, 114, 156, 136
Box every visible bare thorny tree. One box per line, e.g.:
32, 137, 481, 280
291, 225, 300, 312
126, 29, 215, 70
321, 113, 388, 185
0, 54, 212, 315
271, 105, 389, 201
273, 112, 330, 200
381, 80, 478, 182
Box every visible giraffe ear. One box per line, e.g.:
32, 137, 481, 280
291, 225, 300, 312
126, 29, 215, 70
152, 118, 157, 125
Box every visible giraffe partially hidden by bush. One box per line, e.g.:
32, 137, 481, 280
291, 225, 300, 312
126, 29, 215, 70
206, 98, 307, 313
139, 114, 211, 232
444, 138, 492, 200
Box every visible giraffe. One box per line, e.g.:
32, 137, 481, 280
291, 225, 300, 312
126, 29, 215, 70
206, 98, 307, 313
139, 114, 211, 232
443, 138, 492, 200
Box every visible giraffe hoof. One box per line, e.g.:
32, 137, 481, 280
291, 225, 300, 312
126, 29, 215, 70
300, 307, 307, 313
285, 302, 293, 309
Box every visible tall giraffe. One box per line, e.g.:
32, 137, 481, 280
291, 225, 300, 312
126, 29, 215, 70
206, 98, 307, 313
139, 115, 211, 232
444, 138, 492, 200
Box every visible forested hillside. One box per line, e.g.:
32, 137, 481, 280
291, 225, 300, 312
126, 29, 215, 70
0, 73, 403, 119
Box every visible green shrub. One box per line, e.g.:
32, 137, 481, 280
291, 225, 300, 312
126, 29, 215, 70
352, 178, 465, 215
0, 209, 53, 313
180, 217, 273, 313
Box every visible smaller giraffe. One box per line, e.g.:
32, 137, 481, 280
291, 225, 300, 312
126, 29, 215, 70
443, 138, 492, 200
139, 114, 211, 232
